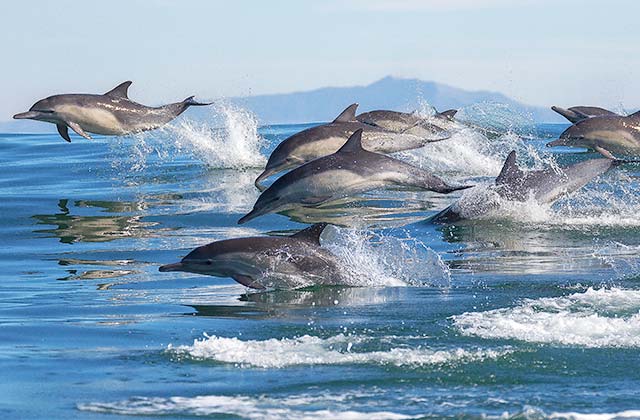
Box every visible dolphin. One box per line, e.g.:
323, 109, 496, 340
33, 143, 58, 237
551, 105, 619, 123
254, 103, 450, 188
355, 108, 457, 136
240, 129, 471, 224
546, 112, 640, 155
431, 150, 624, 223
159, 223, 347, 290
13, 81, 211, 142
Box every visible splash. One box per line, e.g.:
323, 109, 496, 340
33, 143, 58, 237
78, 394, 415, 419
167, 333, 510, 368
109, 102, 266, 172
453, 287, 640, 347
398, 128, 548, 178
167, 102, 266, 169
323, 226, 450, 288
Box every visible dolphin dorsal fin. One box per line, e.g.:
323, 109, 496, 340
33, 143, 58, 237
291, 223, 328, 245
495, 151, 523, 185
337, 129, 365, 154
439, 109, 458, 119
105, 81, 132, 98
333, 103, 358, 123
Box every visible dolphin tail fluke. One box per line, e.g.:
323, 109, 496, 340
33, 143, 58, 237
238, 209, 261, 224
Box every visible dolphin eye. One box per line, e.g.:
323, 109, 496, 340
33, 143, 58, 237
205, 260, 213, 265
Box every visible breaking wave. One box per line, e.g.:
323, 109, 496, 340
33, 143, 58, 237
78, 394, 415, 419
453, 287, 640, 347
167, 333, 510, 368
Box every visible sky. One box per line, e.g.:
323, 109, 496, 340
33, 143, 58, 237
1, 0, 639, 119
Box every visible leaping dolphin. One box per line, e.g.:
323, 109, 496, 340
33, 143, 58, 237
431, 150, 625, 223
159, 223, 347, 290
551, 105, 619, 124
254, 103, 450, 188
13, 81, 212, 142
240, 129, 471, 224
355, 108, 458, 137
546, 111, 640, 155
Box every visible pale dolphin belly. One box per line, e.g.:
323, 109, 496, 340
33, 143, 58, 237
58, 105, 127, 135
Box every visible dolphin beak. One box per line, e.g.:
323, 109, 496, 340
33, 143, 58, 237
13, 111, 40, 120
254, 168, 274, 191
546, 139, 564, 148
238, 208, 261, 224
159, 262, 184, 272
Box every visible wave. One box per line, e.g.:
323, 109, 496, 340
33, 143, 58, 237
453, 287, 640, 347
78, 394, 415, 419
167, 333, 510, 368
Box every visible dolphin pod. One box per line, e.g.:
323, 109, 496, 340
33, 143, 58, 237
159, 223, 346, 289
239, 129, 471, 224
13, 81, 211, 142
254, 103, 452, 189
15, 84, 632, 289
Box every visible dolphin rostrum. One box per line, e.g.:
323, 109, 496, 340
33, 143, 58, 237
431, 150, 624, 223
13, 81, 211, 142
546, 111, 640, 155
159, 223, 347, 290
240, 129, 471, 224
551, 105, 619, 124
254, 103, 450, 188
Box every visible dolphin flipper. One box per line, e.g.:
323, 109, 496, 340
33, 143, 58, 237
56, 124, 71, 142
67, 122, 92, 140
232, 274, 266, 290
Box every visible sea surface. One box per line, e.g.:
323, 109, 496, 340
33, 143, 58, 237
2, 104, 640, 419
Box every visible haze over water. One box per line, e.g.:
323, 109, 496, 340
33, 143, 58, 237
2, 104, 640, 419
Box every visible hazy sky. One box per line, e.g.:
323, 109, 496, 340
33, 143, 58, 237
2, 0, 638, 118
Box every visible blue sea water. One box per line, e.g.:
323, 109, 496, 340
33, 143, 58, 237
1, 105, 640, 419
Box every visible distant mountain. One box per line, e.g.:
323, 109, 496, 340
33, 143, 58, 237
0, 76, 562, 133
228, 76, 562, 125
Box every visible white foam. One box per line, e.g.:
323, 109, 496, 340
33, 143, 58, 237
494, 406, 640, 420
548, 410, 640, 420
454, 288, 640, 348
78, 394, 415, 419
168, 333, 509, 368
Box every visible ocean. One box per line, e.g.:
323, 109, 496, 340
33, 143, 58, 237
1, 104, 640, 419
